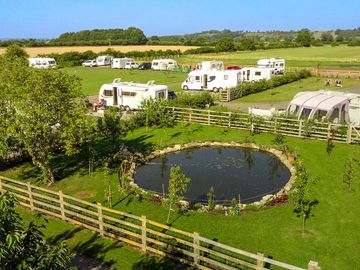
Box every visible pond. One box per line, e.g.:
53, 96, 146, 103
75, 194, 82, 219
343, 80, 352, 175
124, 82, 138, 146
134, 147, 291, 204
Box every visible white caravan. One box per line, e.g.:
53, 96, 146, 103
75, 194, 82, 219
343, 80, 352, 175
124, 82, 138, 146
151, 59, 177, 70
257, 58, 285, 74
181, 70, 241, 92
98, 78, 168, 110
240, 67, 274, 82
96, 55, 113, 66
195, 61, 224, 71
112, 58, 134, 69
287, 90, 360, 125
29, 57, 57, 69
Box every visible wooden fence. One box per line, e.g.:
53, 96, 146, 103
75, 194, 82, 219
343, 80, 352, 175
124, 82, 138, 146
169, 107, 360, 144
287, 67, 360, 79
0, 175, 320, 270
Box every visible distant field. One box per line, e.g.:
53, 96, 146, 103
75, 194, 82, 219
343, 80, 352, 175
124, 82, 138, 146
63, 67, 187, 96
177, 45, 360, 68
0, 45, 199, 57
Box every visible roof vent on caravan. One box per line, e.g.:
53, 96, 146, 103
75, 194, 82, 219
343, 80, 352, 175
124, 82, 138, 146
113, 78, 122, 83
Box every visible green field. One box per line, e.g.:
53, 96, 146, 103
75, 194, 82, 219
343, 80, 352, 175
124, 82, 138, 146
63, 67, 187, 96
177, 45, 360, 68
3, 124, 360, 270
233, 77, 359, 103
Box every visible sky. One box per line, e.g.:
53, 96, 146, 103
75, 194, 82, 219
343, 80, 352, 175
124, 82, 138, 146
0, 0, 359, 39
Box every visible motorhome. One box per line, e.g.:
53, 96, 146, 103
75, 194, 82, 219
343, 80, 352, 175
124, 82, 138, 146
195, 61, 224, 71
240, 67, 274, 82
181, 69, 241, 92
286, 90, 360, 125
96, 55, 113, 66
98, 78, 168, 110
29, 57, 57, 69
257, 58, 285, 74
112, 58, 134, 69
151, 59, 177, 70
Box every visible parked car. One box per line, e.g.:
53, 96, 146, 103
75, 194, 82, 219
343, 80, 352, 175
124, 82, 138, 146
82, 60, 97, 67
125, 61, 139, 69
168, 90, 177, 99
138, 62, 152, 70
227, 65, 241, 70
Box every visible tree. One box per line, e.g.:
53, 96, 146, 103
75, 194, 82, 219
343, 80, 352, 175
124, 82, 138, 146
343, 152, 357, 192
290, 162, 318, 233
215, 38, 236, 52
0, 55, 86, 184
166, 166, 191, 224
0, 192, 71, 269
3, 44, 29, 64
295, 29, 312, 47
97, 107, 126, 144
320, 32, 334, 43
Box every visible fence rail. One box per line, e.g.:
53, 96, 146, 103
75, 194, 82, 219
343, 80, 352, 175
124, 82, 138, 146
169, 106, 360, 144
0, 175, 320, 270
287, 67, 360, 79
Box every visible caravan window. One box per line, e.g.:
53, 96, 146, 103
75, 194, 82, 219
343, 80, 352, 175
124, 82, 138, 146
208, 76, 216, 82
153, 62, 158, 66
157, 92, 165, 100
280, 63, 284, 67
224, 75, 228, 80
329, 108, 340, 123
300, 108, 312, 119
313, 110, 327, 120
103, 90, 113, 96
122, 91, 136, 97
255, 71, 261, 76
288, 104, 300, 115
195, 76, 200, 81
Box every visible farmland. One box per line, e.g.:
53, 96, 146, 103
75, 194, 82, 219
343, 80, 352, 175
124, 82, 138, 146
177, 45, 360, 68
0, 45, 199, 57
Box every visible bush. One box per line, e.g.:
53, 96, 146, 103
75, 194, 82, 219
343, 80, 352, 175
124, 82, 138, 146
167, 92, 214, 109
135, 98, 174, 128
230, 70, 311, 100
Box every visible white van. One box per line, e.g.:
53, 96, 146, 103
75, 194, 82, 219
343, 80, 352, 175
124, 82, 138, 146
29, 57, 57, 69
151, 59, 177, 70
98, 78, 168, 110
112, 58, 134, 69
181, 69, 241, 92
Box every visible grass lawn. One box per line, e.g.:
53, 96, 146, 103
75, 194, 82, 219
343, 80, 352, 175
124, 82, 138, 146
233, 76, 360, 103
177, 45, 360, 68
2, 124, 360, 270
62, 67, 187, 96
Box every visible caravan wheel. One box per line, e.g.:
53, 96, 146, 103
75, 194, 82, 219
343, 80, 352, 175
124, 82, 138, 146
183, 85, 189, 90
218, 87, 223, 92
125, 106, 131, 112
119, 105, 124, 111
213, 87, 218, 92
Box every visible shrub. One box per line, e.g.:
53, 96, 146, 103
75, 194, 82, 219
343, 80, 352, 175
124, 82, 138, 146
168, 92, 214, 109
135, 98, 174, 128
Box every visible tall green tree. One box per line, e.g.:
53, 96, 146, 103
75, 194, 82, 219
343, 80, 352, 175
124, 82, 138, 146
97, 107, 126, 144
290, 162, 318, 233
215, 38, 236, 52
0, 49, 86, 184
0, 192, 71, 269
166, 166, 191, 224
295, 29, 312, 47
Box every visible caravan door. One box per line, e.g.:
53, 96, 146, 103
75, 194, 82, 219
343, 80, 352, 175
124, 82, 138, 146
203, 74, 208, 89
113, 87, 118, 106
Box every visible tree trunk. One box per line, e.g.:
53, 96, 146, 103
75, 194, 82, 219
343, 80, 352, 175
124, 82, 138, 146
302, 213, 306, 233
167, 202, 172, 224
32, 156, 54, 185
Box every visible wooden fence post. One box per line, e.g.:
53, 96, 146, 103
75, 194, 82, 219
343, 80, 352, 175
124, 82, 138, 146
207, 110, 211, 125
298, 120, 303, 137
141, 215, 147, 252
189, 108, 192, 123
256, 252, 265, 270
58, 190, 66, 221
346, 124, 353, 144
26, 183, 34, 211
228, 112, 232, 128
193, 232, 200, 266
0, 178, 2, 193
97, 202, 104, 236
308, 260, 321, 270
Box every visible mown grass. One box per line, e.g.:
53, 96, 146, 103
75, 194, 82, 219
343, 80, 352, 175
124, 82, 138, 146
232, 76, 359, 103
177, 45, 360, 68
62, 67, 187, 96
2, 124, 360, 270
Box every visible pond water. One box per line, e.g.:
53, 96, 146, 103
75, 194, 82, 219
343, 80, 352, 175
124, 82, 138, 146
134, 147, 291, 204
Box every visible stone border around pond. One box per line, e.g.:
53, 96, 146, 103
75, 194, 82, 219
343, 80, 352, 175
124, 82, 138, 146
127, 141, 297, 210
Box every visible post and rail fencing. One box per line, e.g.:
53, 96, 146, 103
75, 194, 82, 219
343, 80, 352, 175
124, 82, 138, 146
287, 67, 360, 79
0, 176, 320, 270
169, 106, 360, 144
